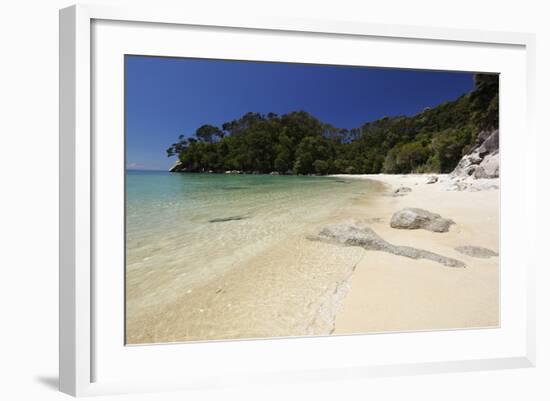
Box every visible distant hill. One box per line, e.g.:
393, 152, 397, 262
167, 74, 498, 175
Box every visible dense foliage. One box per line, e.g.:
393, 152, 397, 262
166, 74, 498, 175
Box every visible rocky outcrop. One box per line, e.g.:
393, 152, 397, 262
455, 246, 498, 258
169, 160, 184, 172
310, 222, 465, 267
477, 129, 499, 153
451, 129, 499, 179
474, 153, 499, 179
390, 208, 455, 233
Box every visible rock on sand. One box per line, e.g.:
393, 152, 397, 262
390, 208, 455, 233
311, 221, 465, 268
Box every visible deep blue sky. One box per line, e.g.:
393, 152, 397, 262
125, 56, 474, 170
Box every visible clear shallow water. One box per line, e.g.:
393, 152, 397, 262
126, 171, 367, 276
125, 171, 375, 343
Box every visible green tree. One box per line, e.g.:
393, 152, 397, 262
313, 160, 330, 175
470, 74, 499, 130
294, 136, 332, 174
395, 141, 430, 172
195, 124, 223, 143
431, 128, 471, 173
168, 74, 498, 175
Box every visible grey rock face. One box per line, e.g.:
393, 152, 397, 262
452, 153, 482, 177
455, 246, 498, 258
390, 208, 455, 233
473, 153, 499, 179
477, 130, 499, 155
451, 129, 499, 179
312, 222, 465, 268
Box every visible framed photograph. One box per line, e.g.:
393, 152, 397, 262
59, 4, 536, 396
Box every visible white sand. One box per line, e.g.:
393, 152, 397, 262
127, 173, 499, 343
329, 174, 500, 334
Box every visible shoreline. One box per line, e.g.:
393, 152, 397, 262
126, 172, 499, 343
125, 174, 374, 344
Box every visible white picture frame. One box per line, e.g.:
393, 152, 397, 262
59, 4, 536, 397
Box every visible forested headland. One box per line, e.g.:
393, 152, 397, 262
166, 74, 498, 175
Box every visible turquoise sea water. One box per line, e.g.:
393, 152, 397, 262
125, 171, 375, 342
126, 171, 367, 275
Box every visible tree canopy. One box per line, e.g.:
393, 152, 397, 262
166, 74, 498, 175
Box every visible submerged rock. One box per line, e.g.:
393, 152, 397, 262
311, 222, 465, 268
455, 246, 498, 258
209, 215, 248, 223
390, 208, 454, 233
222, 186, 248, 191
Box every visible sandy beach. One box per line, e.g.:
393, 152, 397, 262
126, 173, 499, 344
330, 174, 500, 334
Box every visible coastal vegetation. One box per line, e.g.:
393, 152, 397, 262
166, 74, 498, 175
